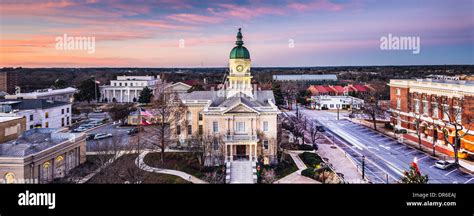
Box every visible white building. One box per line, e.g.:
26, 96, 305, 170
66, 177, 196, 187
5, 87, 77, 103
311, 95, 364, 110
0, 99, 72, 130
99, 75, 162, 103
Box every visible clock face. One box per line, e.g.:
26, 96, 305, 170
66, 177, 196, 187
236, 65, 244, 72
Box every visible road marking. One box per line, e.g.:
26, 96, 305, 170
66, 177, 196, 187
405, 149, 417, 155
444, 169, 457, 176
418, 155, 429, 161
464, 178, 474, 184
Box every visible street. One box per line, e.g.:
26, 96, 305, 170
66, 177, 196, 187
295, 108, 474, 184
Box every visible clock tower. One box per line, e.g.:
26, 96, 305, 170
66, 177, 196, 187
227, 28, 253, 98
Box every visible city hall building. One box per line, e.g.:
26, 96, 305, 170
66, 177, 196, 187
389, 78, 474, 159
172, 29, 280, 165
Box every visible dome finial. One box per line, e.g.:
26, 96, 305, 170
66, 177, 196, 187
236, 28, 243, 46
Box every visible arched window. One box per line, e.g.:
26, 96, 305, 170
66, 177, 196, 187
4, 172, 15, 184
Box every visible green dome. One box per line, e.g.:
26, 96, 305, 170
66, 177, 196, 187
229, 28, 250, 59
230, 46, 250, 59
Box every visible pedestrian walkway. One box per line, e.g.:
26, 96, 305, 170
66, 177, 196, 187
275, 151, 319, 184
229, 160, 254, 183
317, 143, 366, 183
135, 150, 207, 184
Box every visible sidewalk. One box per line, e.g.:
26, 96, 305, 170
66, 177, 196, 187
316, 143, 366, 183
135, 150, 207, 184
274, 151, 319, 184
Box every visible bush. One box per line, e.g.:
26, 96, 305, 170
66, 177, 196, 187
298, 145, 315, 151
299, 152, 323, 167
301, 168, 315, 178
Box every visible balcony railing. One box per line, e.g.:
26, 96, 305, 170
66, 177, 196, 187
223, 134, 258, 142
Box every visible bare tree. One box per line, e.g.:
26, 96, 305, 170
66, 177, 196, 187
412, 113, 427, 150
308, 122, 323, 150
362, 92, 385, 131
188, 132, 223, 167
439, 97, 474, 166
149, 88, 187, 163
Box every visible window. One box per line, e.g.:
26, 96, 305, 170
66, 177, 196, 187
61, 109, 64, 114
432, 104, 438, 118
396, 88, 401, 96
423, 101, 429, 115
67, 108, 70, 113
213, 140, 219, 150
176, 125, 181, 135
61, 118, 64, 127
29, 115, 33, 121
45, 112, 49, 118
263, 140, 269, 150
396, 98, 401, 109
443, 105, 449, 121
198, 125, 203, 135
30, 125, 33, 129
263, 121, 269, 132
213, 122, 219, 133
187, 125, 192, 135
4, 172, 15, 184
414, 100, 420, 113
187, 111, 192, 121
198, 113, 203, 121
45, 122, 49, 128
455, 107, 462, 123
330, 104, 334, 108
67, 117, 70, 125
235, 122, 245, 133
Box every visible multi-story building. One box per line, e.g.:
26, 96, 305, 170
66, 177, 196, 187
0, 116, 26, 143
0, 99, 72, 130
389, 78, 474, 159
310, 95, 364, 110
5, 87, 77, 102
0, 71, 19, 94
99, 75, 163, 103
172, 29, 280, 165
0, 128, 86, 183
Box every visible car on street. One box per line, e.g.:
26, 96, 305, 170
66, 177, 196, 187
434, 160, 454, 170
93, 133, 113, 140
127, 127, 143, 135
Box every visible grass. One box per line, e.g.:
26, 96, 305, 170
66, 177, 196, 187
143, 152, 218, 179
87, 154, 190, 184
299, 152, 324, 168
274, 153, 298, 179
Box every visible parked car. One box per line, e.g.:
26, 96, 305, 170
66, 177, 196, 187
86, 134, 96, 141
73, 127, 88, 132
316, 125, 325, 132
435, 160, 454, 170
94, 133, 113, 140
127, 127, 143, 135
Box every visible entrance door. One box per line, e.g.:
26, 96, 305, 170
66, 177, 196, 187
236, 145, 247, 160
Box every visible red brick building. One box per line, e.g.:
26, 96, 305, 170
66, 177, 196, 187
389, 78, 474, 160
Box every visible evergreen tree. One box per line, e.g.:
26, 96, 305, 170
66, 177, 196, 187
138, 86, 153, 103
272, 83, 284, 106
74, 78, 100, 103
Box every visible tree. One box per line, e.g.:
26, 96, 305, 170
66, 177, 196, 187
439, 97, 474, 166
74, 78, 100, 103
53, 79, 68, 89
188, 133, 223, 167
412, 114, 427, 150
109, 104, 136, 123
362, 92, 385, 131
308, 122, 323, 150
272, 83, 285, 106
401, 161, 429, 184
138, 87, 153, 104
149, 87, 187, 163
296, 90, 311, 106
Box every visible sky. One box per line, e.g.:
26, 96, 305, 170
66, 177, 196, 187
0, 0, 473, 67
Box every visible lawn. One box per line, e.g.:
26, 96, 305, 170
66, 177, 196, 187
274, 153, 298, 179
52, 154, 114, 183
88, 154, 190, 184
299, 152, 324, 168
143, 152, 224, 182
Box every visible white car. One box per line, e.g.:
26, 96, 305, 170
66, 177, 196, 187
94, 133, 113, 140
435, 160, 454, 170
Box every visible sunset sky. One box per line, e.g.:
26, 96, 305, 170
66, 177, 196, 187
0, 0, 473, 67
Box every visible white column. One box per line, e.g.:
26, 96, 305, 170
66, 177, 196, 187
230, 144, 233, 161
254, 144, 257, 161
128, 88, 131, 102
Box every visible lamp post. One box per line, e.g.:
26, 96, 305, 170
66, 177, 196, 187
362, 155, 366, 180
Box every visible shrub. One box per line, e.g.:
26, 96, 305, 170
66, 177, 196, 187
298, 145, 314, 151
299, 152, 323, 167
301, 168, 315, 178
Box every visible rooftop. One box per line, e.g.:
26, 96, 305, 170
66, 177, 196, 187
0, 128, 83, 157
273, 74, 337, 81
0, 99, 70, 110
